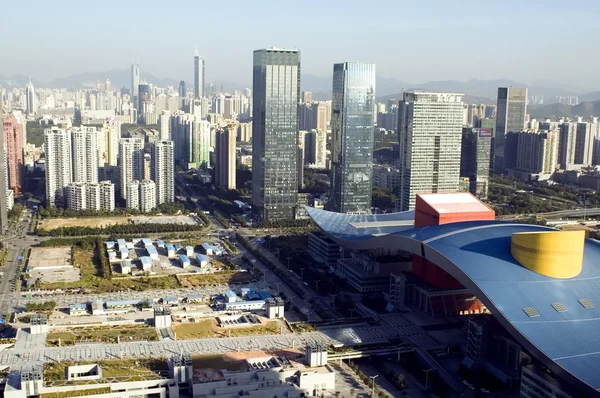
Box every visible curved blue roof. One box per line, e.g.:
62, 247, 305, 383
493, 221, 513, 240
310, 210, 600, 394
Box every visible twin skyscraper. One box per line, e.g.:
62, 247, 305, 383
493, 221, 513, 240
251, 48, 376, 221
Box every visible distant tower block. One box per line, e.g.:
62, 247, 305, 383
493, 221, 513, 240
306, 343, 328, 367
154, 306, 172, 329
30, 313, 49, 334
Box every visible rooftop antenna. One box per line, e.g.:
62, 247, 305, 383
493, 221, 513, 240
194, 46, 198, 56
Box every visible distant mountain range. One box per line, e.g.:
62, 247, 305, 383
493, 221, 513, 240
528, 101, 600, 119
2, 70, 600, 106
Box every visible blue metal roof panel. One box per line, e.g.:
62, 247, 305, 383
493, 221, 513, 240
146, 246, 158, 256
310, 214, 600, 393
179, 255, 189, 262
140, 256, 152, 264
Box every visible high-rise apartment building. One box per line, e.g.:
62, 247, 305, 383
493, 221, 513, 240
152, 140, 174, 205
99, 120, 121, 167
2, 113, 24, 193
398, 92, 464, 211
159, 111, 172, 141
25, 81, 36, 115
460, 127, 492, 199
194, 54, 205, 98
216, 125, 237, 190
71, 127, 98, 183
66, 182, 113, 212
237, 122, 252, 142
126, 181, 140, 210
45, 127, 72, 207
139, 180, 156, 213
302, 91, 312, 103
494, 87, 528, 174
514, 130, 558, 174
0, 107, 8, 233
131, 62, 140, 108
118, 138, 144, 200
99, 181, 115, 212
252, 48, 300, 221
329, 62, 376, 214
178, 80, 186, 99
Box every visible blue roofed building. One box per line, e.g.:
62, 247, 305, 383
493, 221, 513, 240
105, 300, 139, 309
258, 291, 272, 300
225, 290, 237, 303
175, 243, 183, 252
140, 256, 152, 271
69, 303, 87, 316
201, 242, 222, 256
307, 192, 600, 396
196, 254, 209, 267
146, 245, 159, 260
179, 255, 190, 269
166, 244, 176, 258
156, 240, 165, 248
185, 246, 194, 256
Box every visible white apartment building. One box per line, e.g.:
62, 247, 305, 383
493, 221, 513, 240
71, 126, 98, 183
119, 138, 144, 199
398, 91, 464, 210
44, 127, 72, 207
126, 181, 140, 210
99, 181, 115, 211
152, 140, 174, 204
159, 111, 171, 140
139, 180, 156, 213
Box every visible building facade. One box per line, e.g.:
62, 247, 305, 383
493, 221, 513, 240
44, 127, 72, 207
118, 138, 144, 200
460, 127, 492, 199
398, 92, 464, 210
329, 62, 376, 214
252, 48, 300, 221
494, 87, 528, 174
194, 54, 205, 99
152, 140, 174, 205
215, 125, 237, 190
2, 113, 24, 193
71, 126, 99, 183
304, 129, 327, 169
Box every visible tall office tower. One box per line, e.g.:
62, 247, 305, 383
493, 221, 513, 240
118, 138, 144, 200
304, 129, 327, 169
398, 92, 464, 211
302, 91, 312, 103
44, 127, 73, 207
190, 99, 203, 119
2, 113, 24, 193
515, 130, 558, 174
99, 181, 115, 212
131, 62, 140, 108
178, 80, 186, 99
71, 127, 98, 183
215, 125, 237, 190
194, 53, 205, 98
152, 140, 174, 205
297, 148, 304, 191
0, 107, 7, 233
494, 87, 527, 174
159, 111, 172, 140
460, 127, 492, 199
139, 180, 156, 212
558, 122, 577, 169
25, 80, 36, 115
252, 48, 301, 221
329, 62, 376, 214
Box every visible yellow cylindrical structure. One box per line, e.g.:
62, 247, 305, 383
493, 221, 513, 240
511, 230, 585, 279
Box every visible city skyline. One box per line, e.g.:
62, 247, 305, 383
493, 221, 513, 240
2, 1, 600, 90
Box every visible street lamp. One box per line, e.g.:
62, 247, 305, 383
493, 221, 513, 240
369, 374, 379, 397
314, 280, 321, 295
423, 368, 432, 389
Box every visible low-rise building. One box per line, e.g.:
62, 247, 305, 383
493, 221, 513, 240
30, 314, 49, 334
308, 231, 341, 266
196, 253, 209, 267
140, 256, 152, 272
266, 297, 285, 319
185, 246, 194, 256
166, 244, 176, 258
68, 304, 87, 316
120, 259, 132, 274
179, 255, 190, 269
146, 245, 159, 260
202, 242, 222, 256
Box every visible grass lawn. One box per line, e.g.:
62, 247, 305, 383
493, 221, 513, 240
38, 246, 181, 293
41, 387, 112, 398
174, 319, 282, 339
177, 271, 254, 287
44, 358, 168, 385
191, 354, 246, 371
46, 325, 158, 346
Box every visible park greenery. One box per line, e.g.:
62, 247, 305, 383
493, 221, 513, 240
25, 301, 57, 312
213, 211, 231, 228
8, 203, 24, 221
372, 188, 397, 212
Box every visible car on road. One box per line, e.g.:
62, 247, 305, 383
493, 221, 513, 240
480, 388, 490, 394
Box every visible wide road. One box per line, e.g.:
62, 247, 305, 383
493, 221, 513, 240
0, 314, 438, 368
499, 208, 600, 220
0, 209, 36, 318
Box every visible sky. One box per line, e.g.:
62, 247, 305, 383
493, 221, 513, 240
2, 0, 600, 89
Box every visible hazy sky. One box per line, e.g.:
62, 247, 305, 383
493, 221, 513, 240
3, 0, 600, 87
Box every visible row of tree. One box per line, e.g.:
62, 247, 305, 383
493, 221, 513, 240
37, 223, 205, 237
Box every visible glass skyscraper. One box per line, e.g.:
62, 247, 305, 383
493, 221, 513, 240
329, 62, 376, 214
252, 48, 300, 221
